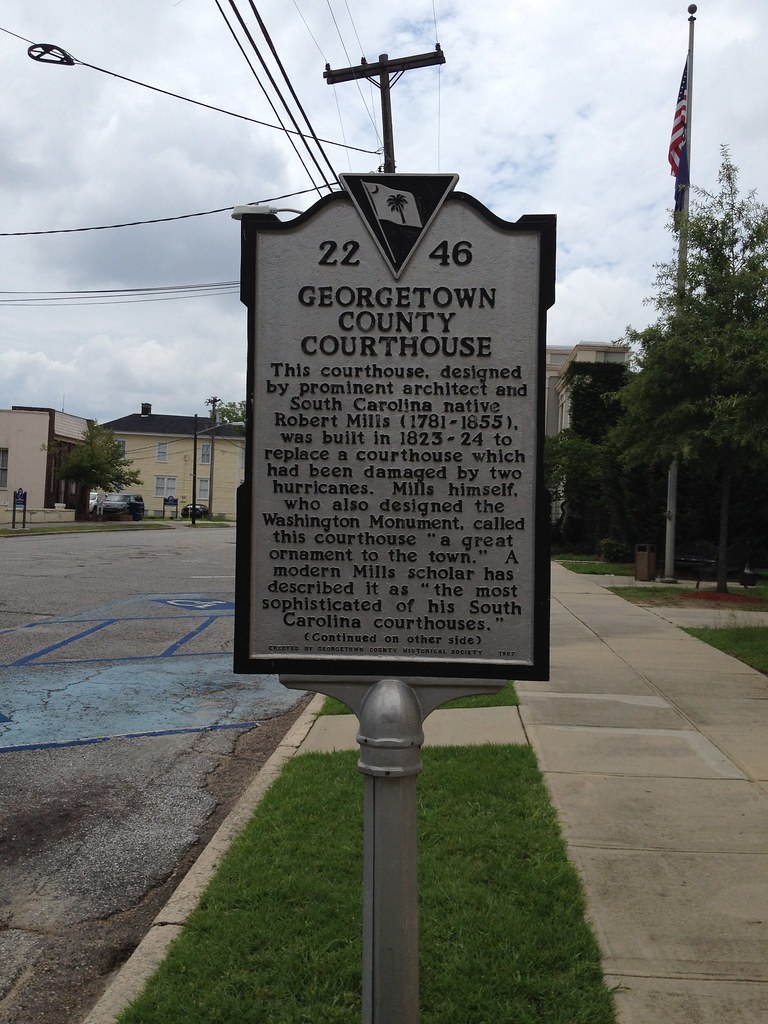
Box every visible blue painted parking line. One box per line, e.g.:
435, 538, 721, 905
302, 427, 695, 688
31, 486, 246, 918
0, 594, 304, 752
1, 720, 259, 755
7, 620, 118, 668
161, 616, 217, 657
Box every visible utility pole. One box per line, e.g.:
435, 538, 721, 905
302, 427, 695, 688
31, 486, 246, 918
205, 396, 221, 517
324, 47, 445, 173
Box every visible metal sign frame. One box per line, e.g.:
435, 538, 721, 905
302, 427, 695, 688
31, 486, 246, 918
234, 185, 554, 682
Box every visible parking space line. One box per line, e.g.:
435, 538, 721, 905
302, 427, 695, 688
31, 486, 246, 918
1, 720, 259, 754
161, 616, 217, 657
7, 620, 118, 668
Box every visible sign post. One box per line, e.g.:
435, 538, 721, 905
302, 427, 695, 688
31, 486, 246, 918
12, 488, 27, 530
234, 175, 555, 1020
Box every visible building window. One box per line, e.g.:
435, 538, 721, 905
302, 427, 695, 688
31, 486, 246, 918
116, 438, 127, 457
0, 448, 7, 489
156, 441, 168, 463
198, 478, 210, 501
155, 476, 177, 498
200, 442, 211, 465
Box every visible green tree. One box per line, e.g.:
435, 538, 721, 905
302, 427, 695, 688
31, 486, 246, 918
616, 149, 768, 590
59, 422, 141, 494
544, 360, 630, 552
217, 400, 247, 426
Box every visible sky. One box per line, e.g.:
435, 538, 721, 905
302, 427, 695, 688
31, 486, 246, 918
1, 0, 766, 423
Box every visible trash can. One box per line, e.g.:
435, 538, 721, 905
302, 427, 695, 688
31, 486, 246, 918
128, 500, 144, 522
635, 543, 657, 581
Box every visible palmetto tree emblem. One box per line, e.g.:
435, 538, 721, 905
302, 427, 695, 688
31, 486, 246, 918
386, 193, 409, 223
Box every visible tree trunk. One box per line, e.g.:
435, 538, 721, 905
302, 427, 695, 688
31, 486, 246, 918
716, 460, 731, 593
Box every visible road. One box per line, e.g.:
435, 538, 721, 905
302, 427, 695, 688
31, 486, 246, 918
0, 525, 306, 1024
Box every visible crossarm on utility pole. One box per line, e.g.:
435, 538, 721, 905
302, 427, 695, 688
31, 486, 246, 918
324, 46, 445, 173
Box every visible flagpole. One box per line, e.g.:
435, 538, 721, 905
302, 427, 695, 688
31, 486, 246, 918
676, 5, 696, 293
662, 3, 697, 583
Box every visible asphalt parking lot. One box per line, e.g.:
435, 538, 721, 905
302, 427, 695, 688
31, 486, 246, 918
0, 526, 306, 1024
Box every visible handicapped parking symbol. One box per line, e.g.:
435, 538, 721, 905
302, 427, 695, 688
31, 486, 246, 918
160, 599, 235, 611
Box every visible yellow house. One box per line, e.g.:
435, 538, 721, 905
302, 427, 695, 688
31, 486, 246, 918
102, 404, 245, 519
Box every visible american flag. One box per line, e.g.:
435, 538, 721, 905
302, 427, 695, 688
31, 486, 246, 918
668, 61, 688, 175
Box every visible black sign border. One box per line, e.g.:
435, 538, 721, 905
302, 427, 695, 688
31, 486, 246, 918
234, 191, 555, 681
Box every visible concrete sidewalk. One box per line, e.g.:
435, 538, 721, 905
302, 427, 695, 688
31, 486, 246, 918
526, 565, 768, 1023
86, 563, 768, 1024
304, 564, 768, 1023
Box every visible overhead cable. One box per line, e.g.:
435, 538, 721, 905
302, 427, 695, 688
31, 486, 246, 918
3, 25, 376, 154
213, 0, 328, 196
221, 0, 336, 192
247, 1, 338, 184
0, 282, 240, 307
0, 187, 329, 237
322, 0, 381, 145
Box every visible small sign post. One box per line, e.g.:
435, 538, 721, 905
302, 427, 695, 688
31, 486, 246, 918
234, 176, 555, 1021
12, 488, 27, 530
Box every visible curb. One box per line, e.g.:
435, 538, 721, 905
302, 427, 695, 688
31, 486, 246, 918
81, 693, 326, 1024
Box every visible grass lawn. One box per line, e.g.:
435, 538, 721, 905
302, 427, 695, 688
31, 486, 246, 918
608, 583, 768, 611
117, 745, 616, 1024
684, 626, 768, 675
557, 560, 635, 577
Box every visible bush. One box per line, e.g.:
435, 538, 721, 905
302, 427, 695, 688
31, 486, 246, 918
598, 537, 632, 563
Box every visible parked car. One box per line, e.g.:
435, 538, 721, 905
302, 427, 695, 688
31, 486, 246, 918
102, 492, 145, 519
89, 491, 98, 513
181, 503, 209, 519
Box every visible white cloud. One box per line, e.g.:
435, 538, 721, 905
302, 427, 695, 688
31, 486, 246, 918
1, 0, 765, 419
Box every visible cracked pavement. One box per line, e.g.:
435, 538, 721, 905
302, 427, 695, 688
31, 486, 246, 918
0, 527, 306, 1024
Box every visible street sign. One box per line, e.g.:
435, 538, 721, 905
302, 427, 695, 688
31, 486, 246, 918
14, 489, 26, 510
234, 176, 554, 681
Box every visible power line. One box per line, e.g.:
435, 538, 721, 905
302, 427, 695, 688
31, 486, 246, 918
220, 0, 336, 192
323, 0, 381, 145
214, 0, 329, 195
247, 1, 338, 185
0, 187, 330, 237
2, 25, 376, 154
0, 282, 238, 295
0, 282, 240, 307
73, 52, 374, 154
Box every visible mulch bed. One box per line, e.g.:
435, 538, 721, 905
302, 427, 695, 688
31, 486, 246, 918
684, 590, 766, 606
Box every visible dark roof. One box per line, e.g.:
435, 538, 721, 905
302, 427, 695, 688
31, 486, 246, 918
101, 413, 244, 438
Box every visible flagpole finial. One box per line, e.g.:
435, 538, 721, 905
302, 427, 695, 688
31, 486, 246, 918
688, 4, 697, 15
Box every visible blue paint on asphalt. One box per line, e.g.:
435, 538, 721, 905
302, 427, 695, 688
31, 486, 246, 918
7, 620, 118, 667
161, 616, 217, 656
0, 594, 302, 752
153, 598, 236, 611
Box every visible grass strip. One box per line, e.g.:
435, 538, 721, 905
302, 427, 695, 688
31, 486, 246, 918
319, 681, 519, 717
558, 561, 634, 576
608, 584, 768, 610
0, 522, 174, 538
118, 746, 616, 1024
684, 625, 768, 675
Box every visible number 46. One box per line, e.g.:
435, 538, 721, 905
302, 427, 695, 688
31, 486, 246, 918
428, 240, 473, 266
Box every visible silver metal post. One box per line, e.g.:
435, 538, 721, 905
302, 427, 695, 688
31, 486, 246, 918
356, 678, 424, 1024
661, 457, 678, 581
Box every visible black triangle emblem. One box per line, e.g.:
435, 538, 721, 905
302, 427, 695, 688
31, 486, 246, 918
340, 173, 459, 279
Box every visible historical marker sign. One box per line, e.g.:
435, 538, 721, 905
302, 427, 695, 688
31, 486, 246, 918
234, 175, 555, 681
